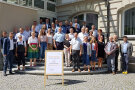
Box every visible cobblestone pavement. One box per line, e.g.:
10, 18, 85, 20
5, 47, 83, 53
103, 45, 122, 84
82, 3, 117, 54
0, 71, 135, 90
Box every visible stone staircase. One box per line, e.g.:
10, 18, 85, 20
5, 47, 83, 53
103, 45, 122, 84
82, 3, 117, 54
128, 56, 135, 73
12, 59, 108, 75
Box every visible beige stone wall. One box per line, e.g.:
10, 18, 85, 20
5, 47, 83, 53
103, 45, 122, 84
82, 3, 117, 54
0, 2, 38, 34
56, 0, 135, 71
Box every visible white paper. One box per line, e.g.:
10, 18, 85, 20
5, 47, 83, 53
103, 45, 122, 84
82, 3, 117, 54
45, 51, 63, 75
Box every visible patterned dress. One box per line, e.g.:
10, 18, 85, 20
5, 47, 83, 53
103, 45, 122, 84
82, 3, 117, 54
28, 36, 38, 59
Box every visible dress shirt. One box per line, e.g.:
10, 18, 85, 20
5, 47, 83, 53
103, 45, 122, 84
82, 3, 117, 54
122, 42, 128, 53
90, 29, 98, 38
73, 23, 80, 29
78, 32, 88, 42
55, 26, 66, 33
15, 33, 26, 41
70, 37, 82, 50
53, 32, 65, 42
23, 30, 31, 41
68, 33, 74, 40
107, 42, 112, 52
9, 38, 14, 50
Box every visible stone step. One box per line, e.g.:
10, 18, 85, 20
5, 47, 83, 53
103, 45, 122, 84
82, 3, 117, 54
13, 64, 107, 71
13, 68, 108, 75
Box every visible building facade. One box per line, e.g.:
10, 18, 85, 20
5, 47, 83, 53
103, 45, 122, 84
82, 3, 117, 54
0, 0, 56, 32
1, 0, 56, 20
56, 0, 135, 51
56, 0, 135, 71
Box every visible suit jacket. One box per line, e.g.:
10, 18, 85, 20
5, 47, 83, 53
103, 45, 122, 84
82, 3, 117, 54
104, 42, 117, 57
120, 42, 133, 57
46, 23, 51, 29
82, 42, 92, 55
3, 38, 16, 55
0, 37, 7, 49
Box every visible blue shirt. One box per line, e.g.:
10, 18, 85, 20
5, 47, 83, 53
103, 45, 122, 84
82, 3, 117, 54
55, 26, 66, 34
122, 42, 128, 53
53, 32, 65, 42
107, 42, 112, 52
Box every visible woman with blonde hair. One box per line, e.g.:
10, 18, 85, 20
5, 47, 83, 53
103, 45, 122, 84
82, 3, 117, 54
47, 28, 53, 50
90, 37, 98, 71
38, 26, 48, 62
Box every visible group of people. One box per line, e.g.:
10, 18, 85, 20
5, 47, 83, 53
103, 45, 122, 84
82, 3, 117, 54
0, 18, 133, 76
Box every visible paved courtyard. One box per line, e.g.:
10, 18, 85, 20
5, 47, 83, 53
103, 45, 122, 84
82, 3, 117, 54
0, 71, 135, 90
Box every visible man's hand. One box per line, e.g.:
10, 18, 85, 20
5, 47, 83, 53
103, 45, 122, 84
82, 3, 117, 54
54, 44, 57, 49
4, 54, 6, 56
70, 52, 72, 55
24, 53, 27, 56
39, 44, 41, 48
80, 52, 82, 56
16, 53, 17, 57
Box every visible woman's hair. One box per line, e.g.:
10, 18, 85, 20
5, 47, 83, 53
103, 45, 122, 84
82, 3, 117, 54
90, 37, 97, 44
98, 29, 102, 33
31, 25, 35, 31
39, 28, 46, 36
42, 24, 46, 30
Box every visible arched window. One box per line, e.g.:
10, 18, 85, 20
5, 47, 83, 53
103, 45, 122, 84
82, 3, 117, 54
72, 13, 98, 30
124, 7, 135, 35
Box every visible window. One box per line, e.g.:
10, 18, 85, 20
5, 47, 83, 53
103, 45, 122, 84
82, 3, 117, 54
49, 0, 56, 2
3, 0, 18, 4
47, 2, 55, 12
20, 0, 32, 7
124, 7, 135, 35
73, 13, 98, 29
34, 0, 44, 9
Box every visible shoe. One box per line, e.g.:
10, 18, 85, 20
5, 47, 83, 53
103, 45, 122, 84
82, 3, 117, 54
125, 71, 128, 74
3, 72, 7, 76
83, 68, 87, 71
9, 71, 13, 74
78, 69, 81, 72
72, 69, 75, 72
112, 71, 115, 75
122, 71, 125, 74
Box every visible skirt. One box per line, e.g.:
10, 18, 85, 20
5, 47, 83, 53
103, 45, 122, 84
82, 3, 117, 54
28, 44, 38, 59
91, 50, 98, 62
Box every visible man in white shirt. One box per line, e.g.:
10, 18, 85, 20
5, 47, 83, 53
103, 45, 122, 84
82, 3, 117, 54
68, 28, 74, 40
78, 27, 88, 42
90, 25, 98, 39
70, 32, 82, 72
15, 28, 26, 42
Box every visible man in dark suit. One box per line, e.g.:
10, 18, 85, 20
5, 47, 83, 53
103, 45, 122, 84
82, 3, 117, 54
63, 20, 70, 34
45, 18, 51, 30
3, 32, 16, 76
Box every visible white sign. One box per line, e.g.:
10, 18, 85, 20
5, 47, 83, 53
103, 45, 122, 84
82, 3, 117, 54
45, 51, 63, 75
